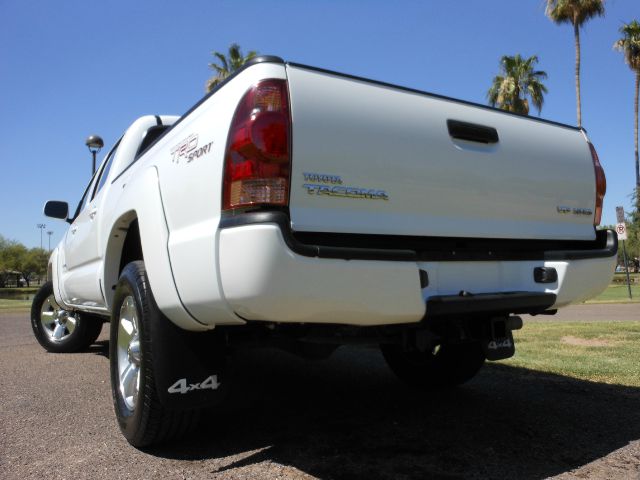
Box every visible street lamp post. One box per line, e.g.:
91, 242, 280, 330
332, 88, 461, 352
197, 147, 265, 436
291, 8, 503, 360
36, 224, 46, 250
47, 231, 53, 252
85, 134, 104, 175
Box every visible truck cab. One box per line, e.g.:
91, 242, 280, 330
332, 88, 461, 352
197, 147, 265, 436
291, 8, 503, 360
47, 116, 177, 313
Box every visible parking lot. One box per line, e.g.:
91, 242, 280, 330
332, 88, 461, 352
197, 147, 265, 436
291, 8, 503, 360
1, 305, 639, 479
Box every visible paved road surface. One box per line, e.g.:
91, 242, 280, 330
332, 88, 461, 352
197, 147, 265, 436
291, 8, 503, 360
1, 305, 638, 479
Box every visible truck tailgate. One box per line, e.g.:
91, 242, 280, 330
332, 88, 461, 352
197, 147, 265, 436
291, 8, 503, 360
286, 64, 596, 241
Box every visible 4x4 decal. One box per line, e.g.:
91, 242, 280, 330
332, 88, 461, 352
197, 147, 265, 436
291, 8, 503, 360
167, 375, 221, 394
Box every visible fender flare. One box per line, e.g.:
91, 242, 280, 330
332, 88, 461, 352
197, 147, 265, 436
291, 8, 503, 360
102, 166, 210, 331
48, 247, 69, 309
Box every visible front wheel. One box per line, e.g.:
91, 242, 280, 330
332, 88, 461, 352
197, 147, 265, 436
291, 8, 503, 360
110, 261, 199, 447
30, 281, 103, 353
380, 341, 485, 390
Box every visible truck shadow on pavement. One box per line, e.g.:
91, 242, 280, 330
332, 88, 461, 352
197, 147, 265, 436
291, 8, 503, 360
88, 339, 109, 357
148, 346, 639, 480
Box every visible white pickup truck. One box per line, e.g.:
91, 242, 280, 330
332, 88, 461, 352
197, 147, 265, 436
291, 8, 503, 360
33, 56, 616, 447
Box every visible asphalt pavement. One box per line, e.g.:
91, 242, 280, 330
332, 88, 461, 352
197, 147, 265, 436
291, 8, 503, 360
1, 305, 639, 479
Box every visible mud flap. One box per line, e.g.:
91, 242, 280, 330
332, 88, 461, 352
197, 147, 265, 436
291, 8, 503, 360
149, 313, 229, 410
482, 316, 518, 361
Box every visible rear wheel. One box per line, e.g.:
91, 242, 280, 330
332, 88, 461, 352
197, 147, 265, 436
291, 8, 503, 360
380, 341, 485, 389
110, 261, 199, 447
31, 281, 103, 353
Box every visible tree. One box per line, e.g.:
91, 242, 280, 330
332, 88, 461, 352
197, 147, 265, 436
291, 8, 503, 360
545, 0, 605, 127
626, 189, 640, 268
206, 43, 258, 93
487, 54, 548, 115
24, 249, 48, 285
2, 243, 28, 286
0, 234, 7, 273
604, 190, 640, 268
0, 235, 16, 287
0, 241, 48, 287
614, 20, 640, 210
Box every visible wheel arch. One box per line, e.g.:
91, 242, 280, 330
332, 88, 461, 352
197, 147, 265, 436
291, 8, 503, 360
48, 246, 70, 310
100, 166, 208, 330
103, 210, 141, 309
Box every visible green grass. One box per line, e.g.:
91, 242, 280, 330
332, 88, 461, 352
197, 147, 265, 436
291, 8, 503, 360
0, 287, 39, 294
0, 299, 31, 311
611, 272, 639, 285
506, 321, 640, 387
613, 272, 639, 279
586, 283, 640, 303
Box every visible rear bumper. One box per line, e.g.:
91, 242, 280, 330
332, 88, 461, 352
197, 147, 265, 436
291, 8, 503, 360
218, 213, 617, 326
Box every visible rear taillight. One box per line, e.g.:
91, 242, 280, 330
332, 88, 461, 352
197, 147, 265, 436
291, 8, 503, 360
588, 142, 606, 226
222, 79, 290, 211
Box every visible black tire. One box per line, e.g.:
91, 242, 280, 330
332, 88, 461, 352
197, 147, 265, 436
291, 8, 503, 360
110, 261, 199, 447
31, 281, 103, 353
380, 341, 485, 389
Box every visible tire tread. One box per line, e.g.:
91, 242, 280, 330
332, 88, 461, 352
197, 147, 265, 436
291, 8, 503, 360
111, 261, 199, 447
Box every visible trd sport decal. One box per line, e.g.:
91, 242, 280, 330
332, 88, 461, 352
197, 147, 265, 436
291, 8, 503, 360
170, 134, 213, 164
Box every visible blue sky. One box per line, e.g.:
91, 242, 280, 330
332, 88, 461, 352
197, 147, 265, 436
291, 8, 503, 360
0, 0, 638, 248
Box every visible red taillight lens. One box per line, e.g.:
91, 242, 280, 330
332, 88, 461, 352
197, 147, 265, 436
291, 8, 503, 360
222, 79, 290, 210
588, 142, 606, 226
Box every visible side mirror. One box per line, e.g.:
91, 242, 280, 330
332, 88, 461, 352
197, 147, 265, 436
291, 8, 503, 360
44, 201, 69, 221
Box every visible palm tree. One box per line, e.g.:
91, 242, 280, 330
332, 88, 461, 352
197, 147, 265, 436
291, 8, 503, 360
487, 54, 548, 115
614, 20, 640, 206
545, 0, 605, 127
206, 43, 258, 92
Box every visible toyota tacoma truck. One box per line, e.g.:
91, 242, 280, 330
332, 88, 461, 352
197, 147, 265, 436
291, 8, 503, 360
32, 56, 617, 447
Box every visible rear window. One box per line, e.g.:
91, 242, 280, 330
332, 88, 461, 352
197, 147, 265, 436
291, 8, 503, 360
136, 125, 168, 159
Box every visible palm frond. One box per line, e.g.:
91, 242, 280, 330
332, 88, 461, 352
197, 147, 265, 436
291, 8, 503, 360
546, 0, 604, 27
205, 43, 260, 93
487, 54, 548, 115
615, 20, 640, 72
213, 52, 229, 72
